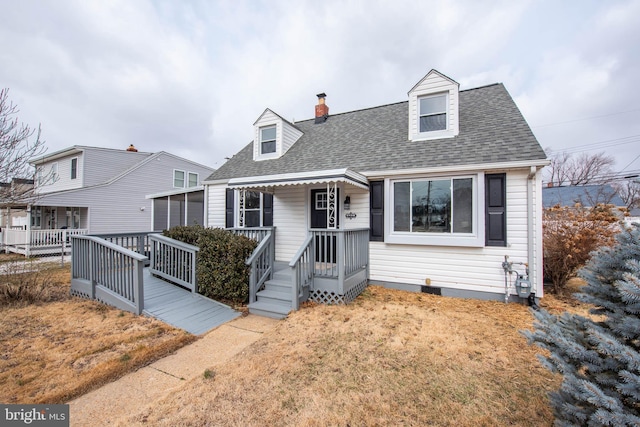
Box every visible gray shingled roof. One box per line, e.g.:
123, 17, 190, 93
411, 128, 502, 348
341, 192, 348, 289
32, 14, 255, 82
206, 83, 546, 181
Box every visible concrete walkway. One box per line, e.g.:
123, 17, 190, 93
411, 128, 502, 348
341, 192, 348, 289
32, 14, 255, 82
68, 314, 279, 427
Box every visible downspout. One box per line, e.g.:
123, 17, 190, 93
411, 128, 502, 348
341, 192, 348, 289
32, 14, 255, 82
526, 166, 537, 300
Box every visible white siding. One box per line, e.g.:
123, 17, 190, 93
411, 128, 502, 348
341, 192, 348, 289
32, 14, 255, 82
273, 186, 306, 261
36, 154, 84, 194
370, 169, 531, 296
34, 153, 214, 234
253, 109, 302, 161
281, 121, 303, 154
207, 184, 227, 228
408, 70, 459, 141
343, 185, 369, 230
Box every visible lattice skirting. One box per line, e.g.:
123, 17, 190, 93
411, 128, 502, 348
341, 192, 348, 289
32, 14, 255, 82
309, 279, 368, 305
70, 288, 91, 299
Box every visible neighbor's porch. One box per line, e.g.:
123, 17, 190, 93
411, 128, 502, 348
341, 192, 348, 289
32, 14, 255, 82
1, 205, 88, 256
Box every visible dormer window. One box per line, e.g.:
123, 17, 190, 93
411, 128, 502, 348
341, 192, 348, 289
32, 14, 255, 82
419, 94, 447, 132
260, 126, 277, 154
408, 69, 459, 141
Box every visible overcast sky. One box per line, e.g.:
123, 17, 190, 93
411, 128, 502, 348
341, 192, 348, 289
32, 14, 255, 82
1, 0, 639, 179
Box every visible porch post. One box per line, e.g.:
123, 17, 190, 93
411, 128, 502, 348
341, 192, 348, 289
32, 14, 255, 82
25, 205, 31, 257
337, 230, 345, 293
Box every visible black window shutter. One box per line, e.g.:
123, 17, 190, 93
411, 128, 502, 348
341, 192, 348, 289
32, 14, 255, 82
225, 188, 235, 228
262, 193, 273, 227
370, 180, 384, 242
485, 174, 506, 246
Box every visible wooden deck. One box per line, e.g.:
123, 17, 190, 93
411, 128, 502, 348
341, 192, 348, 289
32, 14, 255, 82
141, 269, 240, 335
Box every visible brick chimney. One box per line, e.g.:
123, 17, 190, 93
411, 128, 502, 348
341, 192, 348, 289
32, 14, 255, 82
315, 93, 329, 124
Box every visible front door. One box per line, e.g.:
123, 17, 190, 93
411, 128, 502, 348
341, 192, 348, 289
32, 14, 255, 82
310, 188, 339, 263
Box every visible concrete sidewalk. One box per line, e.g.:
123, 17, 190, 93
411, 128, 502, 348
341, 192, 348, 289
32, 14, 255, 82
68, 314, 279, 427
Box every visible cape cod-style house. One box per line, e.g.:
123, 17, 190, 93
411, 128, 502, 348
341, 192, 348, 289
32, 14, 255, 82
203, 69, 549, 318
2, 145, 214, 256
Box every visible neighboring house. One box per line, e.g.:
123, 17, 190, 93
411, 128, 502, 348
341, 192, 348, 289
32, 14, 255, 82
203, 69, 548, 312
542, 184, 625, 209
3, 145, 214, 255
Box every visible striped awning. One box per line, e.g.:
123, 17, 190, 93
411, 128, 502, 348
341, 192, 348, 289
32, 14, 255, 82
226, 168, 369, 191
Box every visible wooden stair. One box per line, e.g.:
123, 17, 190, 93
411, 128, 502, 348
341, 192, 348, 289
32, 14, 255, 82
248, 263, 294, 320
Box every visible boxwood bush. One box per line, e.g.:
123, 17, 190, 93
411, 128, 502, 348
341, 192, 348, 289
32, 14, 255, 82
163, 225, 257, 303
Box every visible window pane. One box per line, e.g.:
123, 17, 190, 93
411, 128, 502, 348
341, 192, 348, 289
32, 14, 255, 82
261, 140, 276, 154
412, 180, 451, 233
420, 114, 447, 132
174, 170, 185, 187
188, 173, 198, 187
245, 191, 261, 209
452, 178, 473, 233
393, 182, 410, 231
261, 126, 276, 141
245, 211, 260, 227
419, 95, 446, 115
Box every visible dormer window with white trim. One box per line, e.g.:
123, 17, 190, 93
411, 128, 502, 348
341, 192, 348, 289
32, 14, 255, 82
408, 69, 459, 142
260, 125, 277, 154
253, 108, 303, 161
419, 93, 447, 132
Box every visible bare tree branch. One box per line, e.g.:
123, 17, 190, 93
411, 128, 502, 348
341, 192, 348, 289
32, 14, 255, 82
0, 88, 47, 206
544, 150, 615, 187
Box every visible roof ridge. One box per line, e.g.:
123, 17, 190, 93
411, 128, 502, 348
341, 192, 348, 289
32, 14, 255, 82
294, 82, 503, 124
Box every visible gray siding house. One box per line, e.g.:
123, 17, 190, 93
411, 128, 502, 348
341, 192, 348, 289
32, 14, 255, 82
3, 145, 214, 255
204, 69, 548, 317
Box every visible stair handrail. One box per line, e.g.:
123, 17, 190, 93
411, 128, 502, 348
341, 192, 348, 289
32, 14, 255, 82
289, 234, 314, 311
245, 230, 274, 304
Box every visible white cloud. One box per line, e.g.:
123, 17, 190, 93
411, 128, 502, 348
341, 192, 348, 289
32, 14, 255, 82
0, 0, 638, 172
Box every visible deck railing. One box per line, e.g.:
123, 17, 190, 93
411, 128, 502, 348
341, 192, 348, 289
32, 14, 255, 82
228, 227, 273, 244
244, 229, 275, 304
148, 234, 200, 293
70, 235, 146, 314
311, 229, 369, 280
90, 231, 160, 258
4, 228, 88, 255
289, 234, 314, 311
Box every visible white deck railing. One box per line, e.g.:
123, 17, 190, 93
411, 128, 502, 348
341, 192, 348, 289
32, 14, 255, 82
3, 228, 88, 256
148, 234, 200, 293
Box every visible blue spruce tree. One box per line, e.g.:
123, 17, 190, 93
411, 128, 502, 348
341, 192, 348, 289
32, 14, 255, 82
525, 224, 640, 426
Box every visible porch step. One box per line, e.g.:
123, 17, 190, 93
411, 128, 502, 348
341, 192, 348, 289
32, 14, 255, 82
249, 264, 294, 319
248, 301, 290, 320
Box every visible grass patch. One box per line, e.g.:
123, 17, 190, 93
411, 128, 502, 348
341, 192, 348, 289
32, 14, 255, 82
123, 286, 567, 426
0, 261, 197, 404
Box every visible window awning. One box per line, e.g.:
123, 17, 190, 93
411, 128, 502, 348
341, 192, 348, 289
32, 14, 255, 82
226, 168, 369, 191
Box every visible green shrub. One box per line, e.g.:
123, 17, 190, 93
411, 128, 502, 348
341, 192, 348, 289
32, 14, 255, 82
163, 226, 257, 303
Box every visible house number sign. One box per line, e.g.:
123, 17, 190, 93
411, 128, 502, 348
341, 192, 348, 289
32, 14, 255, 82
345, 212, 357, 219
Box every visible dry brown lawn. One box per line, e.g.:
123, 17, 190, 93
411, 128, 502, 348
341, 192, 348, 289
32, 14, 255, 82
119, 285, 579, 427
0, 258, 196, 404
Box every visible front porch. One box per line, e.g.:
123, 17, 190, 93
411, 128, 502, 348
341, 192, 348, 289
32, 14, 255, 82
2, 228, 89, 256
237, 227, 370, 319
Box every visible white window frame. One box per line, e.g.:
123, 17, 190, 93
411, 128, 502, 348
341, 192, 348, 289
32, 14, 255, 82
237, 189, 264, 228
385, 173, 485, 247
418, 93, 448, 134
70, 157, 78, 180
188, 172, 198, 187
315, 192, 328, 210
260, 125, 277, 155
173, 169, 185, 188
